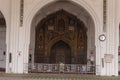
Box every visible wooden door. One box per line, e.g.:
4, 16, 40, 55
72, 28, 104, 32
55, 48, 65, 64
50, 41, 71, 64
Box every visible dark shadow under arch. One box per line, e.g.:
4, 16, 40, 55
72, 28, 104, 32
0, 11, 6, 72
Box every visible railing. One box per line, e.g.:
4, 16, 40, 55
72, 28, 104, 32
24, 63, 100, 75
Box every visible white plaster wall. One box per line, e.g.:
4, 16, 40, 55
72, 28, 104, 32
117, 0, 120, 72
105, 0, 119, 76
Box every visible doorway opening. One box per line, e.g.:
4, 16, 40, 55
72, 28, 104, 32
50, 40, 71, 64
0, 11, 6, 72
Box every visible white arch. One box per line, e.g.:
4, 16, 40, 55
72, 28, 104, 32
23, 0, 101, 73
24, 0, 100, 44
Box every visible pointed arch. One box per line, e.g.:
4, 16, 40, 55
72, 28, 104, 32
24, 0, 101, 74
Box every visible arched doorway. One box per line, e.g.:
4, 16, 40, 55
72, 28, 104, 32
50, 40, 71, 64
0, 12, 6, 72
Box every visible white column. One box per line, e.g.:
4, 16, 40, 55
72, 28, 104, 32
8, 0, 22, 73
104, 0, 118, 76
